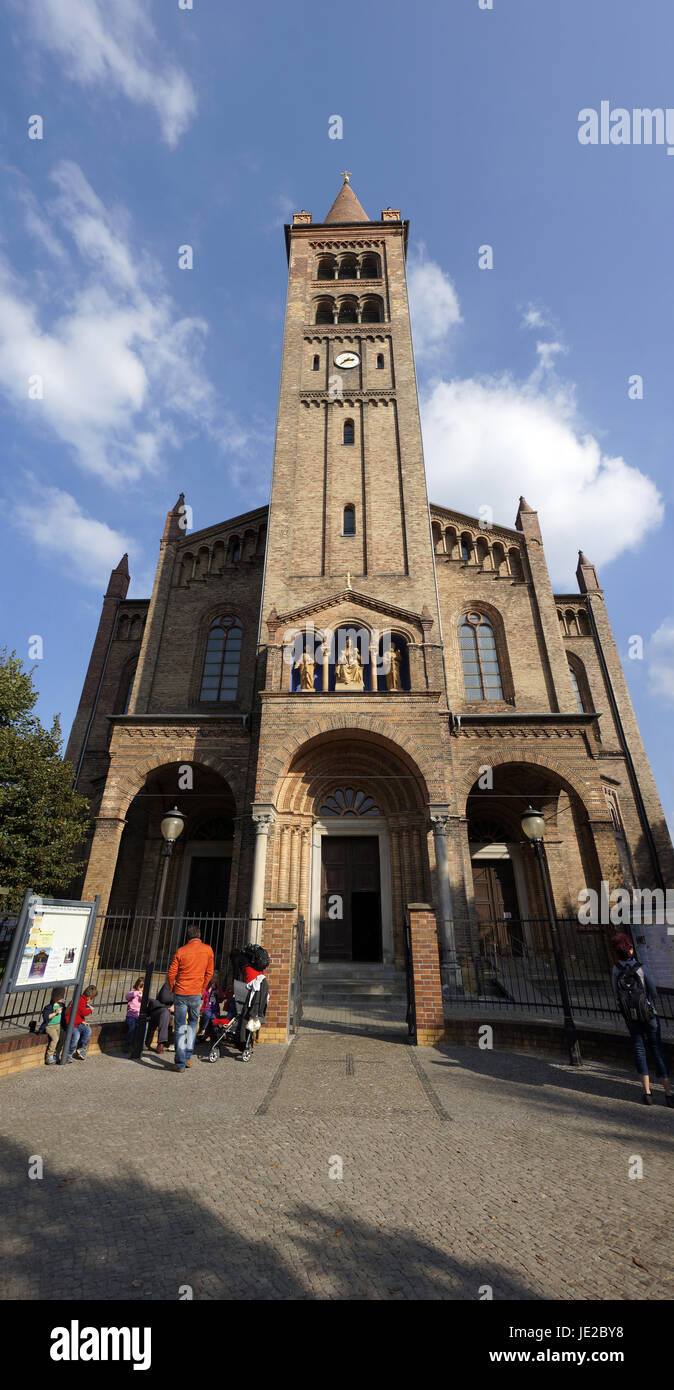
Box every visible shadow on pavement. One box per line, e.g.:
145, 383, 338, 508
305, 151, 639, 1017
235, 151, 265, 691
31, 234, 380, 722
428, 1045, 674, 1148
0, 1133, 541, 1302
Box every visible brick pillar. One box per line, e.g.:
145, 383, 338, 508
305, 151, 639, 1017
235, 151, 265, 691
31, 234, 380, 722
82, 814, 127, 966
82, 815, 127, 918
407, 903, 445, 1046
260, 902, 296, 1044
588, 819, 624, 894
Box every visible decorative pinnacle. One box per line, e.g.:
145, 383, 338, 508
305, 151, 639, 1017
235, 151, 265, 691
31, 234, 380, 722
341, 170, 351, 184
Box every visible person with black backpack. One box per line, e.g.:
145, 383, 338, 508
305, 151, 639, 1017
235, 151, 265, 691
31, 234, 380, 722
611, 934, 673, 1107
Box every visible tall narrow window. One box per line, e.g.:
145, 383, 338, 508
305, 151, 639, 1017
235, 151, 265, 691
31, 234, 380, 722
459, 613, 503, 700
343, 505, 355, 535
343, 419, 355, 445
116, 661, 137, 714
200, 617, 243, 702
376, 353, 384, 369
569, 663, 585, 713
312, 354, 320, 371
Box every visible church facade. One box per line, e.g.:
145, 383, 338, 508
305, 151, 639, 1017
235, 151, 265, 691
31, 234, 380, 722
66, 179, 674, 978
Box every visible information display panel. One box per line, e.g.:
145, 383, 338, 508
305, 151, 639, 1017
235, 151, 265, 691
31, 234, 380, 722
14, 902, 92, 989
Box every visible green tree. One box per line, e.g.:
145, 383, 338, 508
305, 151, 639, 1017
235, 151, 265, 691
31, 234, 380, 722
0, 650, 90, 911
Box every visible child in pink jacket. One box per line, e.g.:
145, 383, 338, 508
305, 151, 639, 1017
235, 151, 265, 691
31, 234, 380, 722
125, 977, 144, 1052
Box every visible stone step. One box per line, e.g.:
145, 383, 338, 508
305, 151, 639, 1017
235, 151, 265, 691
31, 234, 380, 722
305, 964, 401, 978
304, 993, 407, 1008
304, 971, 406, 997
302, 984, 405, 995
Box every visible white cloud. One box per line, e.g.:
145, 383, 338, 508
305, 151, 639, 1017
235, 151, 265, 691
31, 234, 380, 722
11, 481, 133, 588
646, 620, 674, 704
23, 0, 196, 146
51, 161, 140, 290
408, 257, 462, 359
521, 304, 553, 330
269, 194, 297, 230
17, 189, 68, 263
0, 162, 256, 485
421, 369, 664, 586
531, 340, 567, 380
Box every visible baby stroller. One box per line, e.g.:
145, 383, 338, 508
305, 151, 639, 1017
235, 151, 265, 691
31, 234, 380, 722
206, 946, 269, 1064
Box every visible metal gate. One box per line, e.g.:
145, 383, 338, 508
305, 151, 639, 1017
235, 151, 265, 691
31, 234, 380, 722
288, 914, 305, 1035
403, 913, 417, 1044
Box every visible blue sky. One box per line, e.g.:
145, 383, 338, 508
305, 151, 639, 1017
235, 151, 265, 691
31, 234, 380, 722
1, 0, 673, 827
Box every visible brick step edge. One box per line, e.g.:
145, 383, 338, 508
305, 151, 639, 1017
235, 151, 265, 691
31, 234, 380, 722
0, 1022, 128, 1078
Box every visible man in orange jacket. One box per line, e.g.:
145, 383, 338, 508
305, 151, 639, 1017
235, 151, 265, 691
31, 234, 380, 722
168, 924, 215, 1072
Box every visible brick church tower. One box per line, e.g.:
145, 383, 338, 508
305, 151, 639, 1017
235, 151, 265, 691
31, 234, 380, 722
251, 176, 457, 969
261, 176, 441, 622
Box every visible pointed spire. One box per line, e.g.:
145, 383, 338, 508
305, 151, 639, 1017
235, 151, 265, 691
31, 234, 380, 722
515, 496, 542, 543
576, 549, 601, 594
163, 492, 186, 542
324, 175, 369, 224
106, 553, 130, 599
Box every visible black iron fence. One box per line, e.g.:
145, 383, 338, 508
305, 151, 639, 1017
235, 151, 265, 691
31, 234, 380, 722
442, 918, 674, 1029
0, 912, 262, 1031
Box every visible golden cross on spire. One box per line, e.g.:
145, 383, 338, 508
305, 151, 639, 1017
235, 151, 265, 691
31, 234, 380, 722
341, 170, 351, 184
345, 570, 353, 590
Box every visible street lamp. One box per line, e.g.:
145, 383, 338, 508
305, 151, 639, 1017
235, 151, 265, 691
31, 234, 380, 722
132, 806, 185, 1060
520, 806, 582, 1067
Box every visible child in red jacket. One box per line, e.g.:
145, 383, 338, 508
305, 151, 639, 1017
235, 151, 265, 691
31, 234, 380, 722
62, 986, 98, 1062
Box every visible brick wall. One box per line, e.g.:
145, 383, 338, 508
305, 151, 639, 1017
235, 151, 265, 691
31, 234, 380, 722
407, 903, 445, 1046
259, 903, 296, 1044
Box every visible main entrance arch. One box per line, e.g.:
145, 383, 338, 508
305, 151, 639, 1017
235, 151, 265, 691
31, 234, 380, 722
271, 730, 431, 967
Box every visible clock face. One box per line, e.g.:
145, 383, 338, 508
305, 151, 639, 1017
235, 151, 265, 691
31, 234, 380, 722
334, 351, 360, 369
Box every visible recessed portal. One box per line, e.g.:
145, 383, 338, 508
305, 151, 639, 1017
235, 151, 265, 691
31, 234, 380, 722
320, 835, 381, 961
185, 855, 231, 917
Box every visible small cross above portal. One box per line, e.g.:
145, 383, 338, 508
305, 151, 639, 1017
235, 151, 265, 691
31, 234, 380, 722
345, 570, 353, 590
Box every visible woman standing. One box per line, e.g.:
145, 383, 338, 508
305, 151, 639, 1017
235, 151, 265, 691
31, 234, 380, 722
611, 934, 673, 1106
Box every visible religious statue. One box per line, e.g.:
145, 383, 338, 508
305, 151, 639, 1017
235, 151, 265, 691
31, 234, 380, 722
335, 635, 364, 690
294, 650, 315, 691
386, 643, 403, 691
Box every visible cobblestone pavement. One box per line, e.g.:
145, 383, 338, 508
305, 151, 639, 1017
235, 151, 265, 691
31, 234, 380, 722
0, 1002, 672, 1301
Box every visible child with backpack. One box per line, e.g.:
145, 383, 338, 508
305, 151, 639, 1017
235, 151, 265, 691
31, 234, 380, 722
611, 934, 673, 1106
40, 987, 66, 1065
